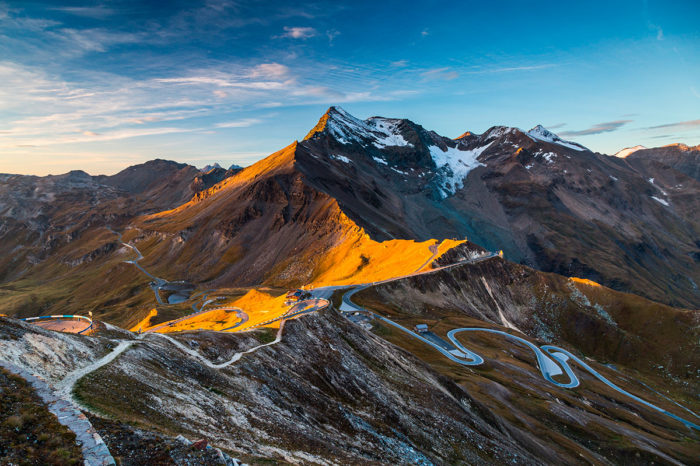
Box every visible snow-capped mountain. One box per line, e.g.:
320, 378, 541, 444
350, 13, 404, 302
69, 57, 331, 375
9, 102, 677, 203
527, 124, 588, 151
0, 107, 698, 465
200, 162, 223, 172
614, 145, 646, 158
296, 107, 699, 308
1, 107, 698, 311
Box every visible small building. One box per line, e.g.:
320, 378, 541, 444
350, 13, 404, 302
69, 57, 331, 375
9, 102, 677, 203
414, 323, 429, 333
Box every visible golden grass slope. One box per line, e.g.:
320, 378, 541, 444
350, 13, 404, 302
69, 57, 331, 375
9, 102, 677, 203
309, 236, 465, 287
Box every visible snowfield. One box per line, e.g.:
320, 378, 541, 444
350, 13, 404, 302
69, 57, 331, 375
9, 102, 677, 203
324, 107, 413, 148
430, 143, 489, 197
651, 196, 670, 206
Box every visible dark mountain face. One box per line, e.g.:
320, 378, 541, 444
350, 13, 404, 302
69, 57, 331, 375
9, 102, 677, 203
0, 159, 221, 285
0, 107, 697, 313
626, 143, 700, 182
293, 108, 700, 308
0, 109, 698, 464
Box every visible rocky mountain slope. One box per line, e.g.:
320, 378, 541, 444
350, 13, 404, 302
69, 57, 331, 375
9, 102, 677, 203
2, 302, 697, 464
1, 108, 699, 464
296, 107, 700, 308
0, 107, 698, 326
625, 143, 700, 182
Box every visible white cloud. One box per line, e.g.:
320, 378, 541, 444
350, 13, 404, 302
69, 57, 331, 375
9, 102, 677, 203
49, 6, 118, 19
326, 29, 340, 44
390, 60, 409, 67
279, 26, 316, 39
420, 67, 458, 81
215, 118, 262, 128
248, 63, 289, 79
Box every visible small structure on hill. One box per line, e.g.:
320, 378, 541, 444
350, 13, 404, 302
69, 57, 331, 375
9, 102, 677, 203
414, 323, 429, 333
285, 289, 310, 302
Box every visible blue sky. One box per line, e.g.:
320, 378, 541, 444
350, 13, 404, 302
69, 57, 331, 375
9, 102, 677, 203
0, 0, 698, 175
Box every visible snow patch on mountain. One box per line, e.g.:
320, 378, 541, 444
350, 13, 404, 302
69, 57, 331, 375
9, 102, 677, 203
615, 145, 646, 158
330, 154, 351, 163
323, 107, 412, 148
648, 177, 668, 195
201, 163, 222, 172
430, 143, 489, 197
367, 118, 411, 148
538, 151, 557, 164
528, 125, 586, 152
652, 196, 670, 206
484, 126, 519, 140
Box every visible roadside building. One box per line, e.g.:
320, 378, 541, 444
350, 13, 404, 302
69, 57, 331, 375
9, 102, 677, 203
414, 323, 429, 333
285, 290, 305, 302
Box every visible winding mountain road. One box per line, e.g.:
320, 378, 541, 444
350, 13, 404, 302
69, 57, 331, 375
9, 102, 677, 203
332, 254, 700, 432
107, 227, 170, 305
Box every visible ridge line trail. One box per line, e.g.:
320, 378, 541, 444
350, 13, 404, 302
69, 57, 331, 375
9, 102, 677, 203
57, 322, 287, 403
413, 243, 439, 273
152, 321, 286, 369
55, 339, 137, 400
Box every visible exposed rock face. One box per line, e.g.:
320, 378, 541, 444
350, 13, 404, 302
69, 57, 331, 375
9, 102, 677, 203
356, 257, 699, 380
295, 108, 700, 308
626, 143, 700, 182
189, 165, 241, 194
0, 316, 538, 464
0, 107, 698, 321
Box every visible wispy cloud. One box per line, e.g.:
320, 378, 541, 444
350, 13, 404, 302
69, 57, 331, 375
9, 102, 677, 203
559, 120, 632, 136
248, 63, 290, 79
465, 64, 557, 74
0, 55, 409, 154
326, 29, 340, 45
646, 119, 700, 130
49, 6, 118, 19
648, 23, 664, 40
390, 60, 408, 68
215, 118, 262, 128
420, 67, 458, 81
279, 26, 316, 39
545, 123, 566, 130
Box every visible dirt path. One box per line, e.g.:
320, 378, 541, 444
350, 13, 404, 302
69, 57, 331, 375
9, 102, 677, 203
0, 360, 116, 465
152, 321, 285, 369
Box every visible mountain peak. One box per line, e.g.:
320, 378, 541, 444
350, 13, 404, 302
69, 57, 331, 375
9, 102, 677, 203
614, 145, 646, 158
201, 162, 223, 172
303, 106, 414, 149
527, 125, 561, 141
527, 125, 587, 152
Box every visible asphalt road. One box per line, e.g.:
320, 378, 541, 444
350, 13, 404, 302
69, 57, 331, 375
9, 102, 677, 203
333, 252, 700, 432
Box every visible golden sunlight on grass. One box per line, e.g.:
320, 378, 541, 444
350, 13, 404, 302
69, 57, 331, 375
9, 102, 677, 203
130, 308, 158, 332
227, 289, 289, 330
141, 289, 290, 334
569, 277, 602, 287
310, 236, 465, 286
153, 307, 243, 333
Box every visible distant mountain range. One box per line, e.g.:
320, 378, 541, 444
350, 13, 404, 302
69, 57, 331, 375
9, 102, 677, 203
0, 107, 698, 316
1, 107, 699, 464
